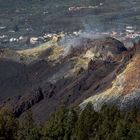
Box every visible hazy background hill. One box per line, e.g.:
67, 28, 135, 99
0, 0, 140, 34
0, 0, 140, 49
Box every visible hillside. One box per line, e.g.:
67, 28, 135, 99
0, 0, 140, 122
0, 34, 139, 122
81, 44, 140, 111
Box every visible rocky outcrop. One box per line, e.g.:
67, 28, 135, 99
81, 44, 140, 111
10, 87, 44, 117
65, 37, 127, 60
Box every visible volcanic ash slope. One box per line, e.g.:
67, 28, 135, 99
81, 44, 140, 111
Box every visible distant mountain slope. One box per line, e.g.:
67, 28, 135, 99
0, 0, 140, 49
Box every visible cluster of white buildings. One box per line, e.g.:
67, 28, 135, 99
68, 3, 103, 12
95, 26, 140, 40
68, 6, 98, 11
0, 32, 65, 46
0, 23, 140, 49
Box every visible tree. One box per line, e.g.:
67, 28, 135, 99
0, 107, 18, 140
13, 25, 19, 32
63, 108, 78, 140
44, 106, 77, 140
17, 110, 42, 140
115, 119, 129, 140
75, 103, 98, 140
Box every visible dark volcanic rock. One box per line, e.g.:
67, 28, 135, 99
0, 59, 29, 99
13, 87, 44, 117
0, 37, 133, 122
